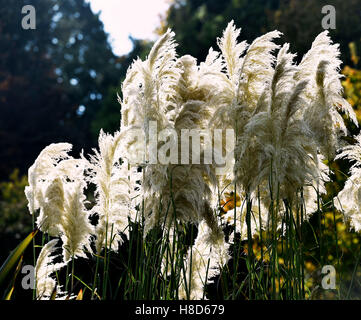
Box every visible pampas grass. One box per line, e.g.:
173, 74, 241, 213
5, 21, 360, 301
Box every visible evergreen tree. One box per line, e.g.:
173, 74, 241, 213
0, 0, 121, 178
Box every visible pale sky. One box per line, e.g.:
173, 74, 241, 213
86, 0, 170, 56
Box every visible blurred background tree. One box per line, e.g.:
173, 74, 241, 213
0, 170, 31, 261
0, 0, 152, 180
0, 0, 73, 180
157, 0, 279, 61
269, 0, 361, 66
158, 0, 361, 65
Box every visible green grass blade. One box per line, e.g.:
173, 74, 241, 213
0, 229, 38, 287
4, 255, 24, 300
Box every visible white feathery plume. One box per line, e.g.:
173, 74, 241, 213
201, 22, 281, 195
89, 130, 141, 252
334, 134, 361, 231
237, 29, 281, 110
35, 239, 67, 300
120, 29, 181, 139
142, 55, 216, 234
25, 143, 73, 216
206, 22, 247, 130
61, 178, 93, 262
179, 220, 230, 300
295, 31, 337, 84
149, 54, 221, 273
119, 30, 182, 233
336, 134, 361, 172
217, 20, 248, 88
334, 169, 361, 232
121, 32, 218, 235
171, 55, 217, 221
303, 60, 356, 158
25, 143, 85, 237
25, 143, 93, 261
199, 47, 225, 82
36, 177, 65, 237
297, 31, 358, 158
57, 158, 93, 262
206, 22, 281, 127
207, 22, 248, 191
235, 43, 321, 210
